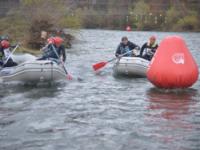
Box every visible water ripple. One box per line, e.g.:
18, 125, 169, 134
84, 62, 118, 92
0, 30, 200, 150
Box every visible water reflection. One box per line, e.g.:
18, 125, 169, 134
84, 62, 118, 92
144, 88, 198, 149
0, 82, 66, 100
146, 88, 197, 120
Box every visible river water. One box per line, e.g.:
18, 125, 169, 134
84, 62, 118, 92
0, 30, 200, 150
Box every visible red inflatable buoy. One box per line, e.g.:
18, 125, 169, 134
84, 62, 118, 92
126, 26, 131, 31
147, 36, 199, 89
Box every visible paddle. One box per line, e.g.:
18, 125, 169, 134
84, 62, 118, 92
3, 44, 19, 67
92, 49, 134, 71
50, 44, 73, 80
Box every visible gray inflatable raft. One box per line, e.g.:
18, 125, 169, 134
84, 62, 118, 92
0, 60, 66, 83
12, 53, 37, 64
113, 57, 150, 77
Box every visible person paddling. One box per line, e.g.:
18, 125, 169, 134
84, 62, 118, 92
140, 36, 158, 61
115, 36, 140, 57
38, 36, 73, 80
0, 40, 18, 67
38, 37, 66, 63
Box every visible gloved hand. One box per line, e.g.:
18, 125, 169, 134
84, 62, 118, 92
133, 48, 140, 56
146, 48, 154, 56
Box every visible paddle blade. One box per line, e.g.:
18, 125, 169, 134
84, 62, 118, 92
67, 74, 73, 80
92, 61, 107, 71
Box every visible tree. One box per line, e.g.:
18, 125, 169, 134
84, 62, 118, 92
165, 5, 199, 31
129, 1, 151, 30
8, 0, 81, 48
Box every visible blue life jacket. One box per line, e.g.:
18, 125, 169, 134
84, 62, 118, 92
116, 41, 139, 57
43, 44, 59, 59
120, 46, 132, 57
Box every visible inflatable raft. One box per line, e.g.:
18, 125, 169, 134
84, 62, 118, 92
12, 53, 36, 64
113, 57, 150, 77
0, 60, 66, 83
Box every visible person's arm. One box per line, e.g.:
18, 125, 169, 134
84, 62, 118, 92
129, 42, 140, 50
140, 43, 147, 56
62, 45, 66, 62
0, 48, 4, 63
59, 45, 66, 62
115, 44, 121, 57
46, 44, 53, 51
3, 48, 11, 59
44, 44, 54, 56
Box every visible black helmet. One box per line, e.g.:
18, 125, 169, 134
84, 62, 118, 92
121, 36, 128, 41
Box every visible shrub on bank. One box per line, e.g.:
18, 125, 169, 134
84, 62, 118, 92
174, 16, 199, 31
0, 15, 28, 43
0, 0, 79, 50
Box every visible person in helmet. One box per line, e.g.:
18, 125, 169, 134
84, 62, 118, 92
140, 36, 158, 61
38, 36, 66, 63
0, 40, 18, 67
115, 36, 140, 57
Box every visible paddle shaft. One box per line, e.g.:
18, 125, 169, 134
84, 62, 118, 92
93, 49, 136, 71
50, 44, 69, 75
107, 49, 135, 63
3, 44, 19, 66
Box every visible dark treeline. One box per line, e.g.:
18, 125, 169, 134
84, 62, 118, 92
0, 0, 200, 31
75, 0, 200, 31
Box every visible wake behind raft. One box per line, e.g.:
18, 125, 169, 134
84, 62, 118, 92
147, 36, 199, 89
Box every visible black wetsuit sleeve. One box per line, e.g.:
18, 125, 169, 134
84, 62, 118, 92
115, 44, 121, 57
59, 45, 66, 62
0, 47, 4, 62
129, 41, 140, 50
62, 49, 66, 62
0, 47, 3, 54
140, 43, 147, 56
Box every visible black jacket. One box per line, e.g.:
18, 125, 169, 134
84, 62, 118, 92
43, 44, 66, 62
0, 46, 3, 65
115, 41, 139, 57
0, 47, 17, 67
140, 42, 158, 57
57, 45, 66, 62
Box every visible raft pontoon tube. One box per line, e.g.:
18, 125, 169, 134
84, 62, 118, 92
113, 57, 150, 77
0, 60, 66, 83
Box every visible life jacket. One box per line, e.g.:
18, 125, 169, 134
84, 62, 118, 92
43, 44, 59, 59
119, 42, 132, 57
1, 47, 12, 63
145, 41, 158, 56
